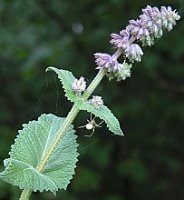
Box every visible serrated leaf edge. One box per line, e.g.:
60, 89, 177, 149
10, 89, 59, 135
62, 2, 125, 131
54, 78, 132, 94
0, 114, 79, 192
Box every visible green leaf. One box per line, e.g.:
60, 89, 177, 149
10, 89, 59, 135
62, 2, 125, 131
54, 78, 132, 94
77, 100, 124, 136
46, 66, 80, 102
46, 67, 123, 135
0, 114, 79, 192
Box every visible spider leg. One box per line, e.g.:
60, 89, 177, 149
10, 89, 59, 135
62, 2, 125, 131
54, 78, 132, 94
90, 113, 93, 121
78, 125, 86, 129
96, 120, 104, 127
85, 128, 95, 137
90, 113, 97, 121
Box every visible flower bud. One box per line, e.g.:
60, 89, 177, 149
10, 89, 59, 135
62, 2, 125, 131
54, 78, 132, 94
107, 61, 132, 81
71, 77, 86, 94
89, 95, 104, 109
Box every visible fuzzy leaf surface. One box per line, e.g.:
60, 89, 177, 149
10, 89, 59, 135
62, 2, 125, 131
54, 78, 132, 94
0, 114, 78, 192
77, 100, 124, 136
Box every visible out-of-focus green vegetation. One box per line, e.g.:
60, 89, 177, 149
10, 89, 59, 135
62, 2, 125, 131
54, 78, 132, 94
0, 0, 184, 200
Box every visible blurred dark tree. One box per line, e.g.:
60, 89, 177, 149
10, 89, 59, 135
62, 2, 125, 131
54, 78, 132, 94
0, 0, 184, 200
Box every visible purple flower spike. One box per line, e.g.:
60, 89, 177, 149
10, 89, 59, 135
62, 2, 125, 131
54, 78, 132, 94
94, 53, 120, 71
125, 43, 143, 62
95, 5, 180, 81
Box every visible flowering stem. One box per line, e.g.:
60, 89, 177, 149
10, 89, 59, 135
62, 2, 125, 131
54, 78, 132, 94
18, 5, 181, 200
19, 68, 107, 200
83, 68, 107, 99
36, 104, 79, 173
112, 49, 122, 59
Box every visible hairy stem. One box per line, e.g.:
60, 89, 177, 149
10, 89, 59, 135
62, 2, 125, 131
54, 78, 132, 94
36, 103, 79, 172
83, 68, 107, 99
19, 189, 32, 200
19, 68, 106, 200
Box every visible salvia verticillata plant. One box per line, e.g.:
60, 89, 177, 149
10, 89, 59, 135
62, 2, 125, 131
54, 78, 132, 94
0, 5, 180, 200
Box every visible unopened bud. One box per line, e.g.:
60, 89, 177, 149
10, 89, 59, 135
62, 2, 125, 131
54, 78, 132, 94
89, 95, 104, 109
71, 77, 86, 94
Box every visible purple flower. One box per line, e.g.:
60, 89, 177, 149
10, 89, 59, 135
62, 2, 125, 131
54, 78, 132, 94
110, 29, 130, 49
94, 53, 120, 71
71, 77, 86, 94
141, 5, 162, 25
125, 43, 143, 62
140, 6, 163, 38
128, 19, 149, 38
160, 6, 181, 31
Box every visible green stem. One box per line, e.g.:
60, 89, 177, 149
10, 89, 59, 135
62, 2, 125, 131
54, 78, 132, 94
19, 189, 32, 200
19, 68, 107, 200
36, 103, 79, 172
83, 68, 107, 99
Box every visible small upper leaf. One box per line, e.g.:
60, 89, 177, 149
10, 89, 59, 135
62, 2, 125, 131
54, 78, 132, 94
77, 100, 124, 136
0, 114, 79, 192
46, 67, 123, 135
46, 66, 81, 103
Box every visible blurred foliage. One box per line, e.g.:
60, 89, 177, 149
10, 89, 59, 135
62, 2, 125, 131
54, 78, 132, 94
0, 0, 184, 200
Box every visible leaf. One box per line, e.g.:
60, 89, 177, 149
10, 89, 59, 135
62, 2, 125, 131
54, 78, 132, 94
0, 114, 79, 192
46, 67, 123, 135
76, 100, 124, 136
46, 66, 81, 103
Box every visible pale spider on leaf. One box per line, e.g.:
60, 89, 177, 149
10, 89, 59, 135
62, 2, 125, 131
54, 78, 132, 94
78, 114, 104, 137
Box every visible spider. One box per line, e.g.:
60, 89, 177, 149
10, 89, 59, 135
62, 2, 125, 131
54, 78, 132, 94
78, 114, 104, 137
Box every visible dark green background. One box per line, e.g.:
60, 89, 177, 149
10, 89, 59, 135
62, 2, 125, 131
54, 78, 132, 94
0, 0, 184, 200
